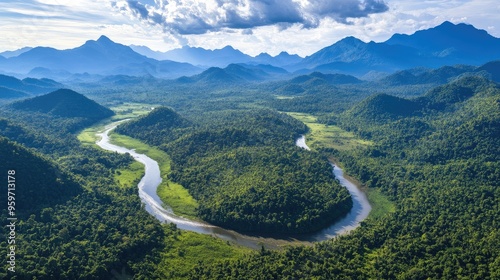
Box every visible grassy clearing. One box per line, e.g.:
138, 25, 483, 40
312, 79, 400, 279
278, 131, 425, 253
366, 188, 396, 221
115, 161, 144, 189
287, 112, 373, 151
77, 102, 156, 145
157, 226, 252, 279
110, 102, 158, 121
109, 132, 199, 219
77, 119, 109, 145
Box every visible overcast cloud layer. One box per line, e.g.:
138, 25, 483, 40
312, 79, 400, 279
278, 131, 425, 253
112, 0, 389, 35
0, 0, 498, 56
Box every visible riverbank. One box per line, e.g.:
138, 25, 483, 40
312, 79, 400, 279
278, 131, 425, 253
94, 121, 374, 249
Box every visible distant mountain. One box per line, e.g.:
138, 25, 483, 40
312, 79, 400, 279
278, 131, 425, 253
475, 60, 500, 83
345, 76, 494, 125
0, 47, 33, 58
416, 76, 492, 110
379, 65, 477, 86
294, 36, 422, 74
131, 45, 252, 67
9, 89, 114, 121
0, 87, 29, 99
177, 63, 274, 84
0, 36, 201, 79
291, 72, 362, 85
0, 137, 82, 217
0, 74, 63, 96
237, 63, 289, 77
252, 51, 303, 67
293, 22, 500, 75
131, 45, 303, 68
386, 21, 500, 65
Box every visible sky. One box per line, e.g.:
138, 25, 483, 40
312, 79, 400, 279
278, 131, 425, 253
0, 0, 498, 57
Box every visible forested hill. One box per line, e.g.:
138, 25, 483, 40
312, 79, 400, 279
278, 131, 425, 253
115, 106, 191, 145
0, 137, 82, 217
6, 88, 114, 132
189, 75, 500, 278
341, 76, 496, 127
0, 95, 167, 279
9, 88, 114, 120
345, 93, 422, 123
116, 109, 353, 234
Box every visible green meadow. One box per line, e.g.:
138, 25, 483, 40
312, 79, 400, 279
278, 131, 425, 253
288, 112, 373, 151
109, 132, 199, 219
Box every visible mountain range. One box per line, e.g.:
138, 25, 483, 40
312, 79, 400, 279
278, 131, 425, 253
0, 21, 498, 80
294, 21, 500, 75
0, 74, 63, 99
130, 45, 303, 68
0, 36, 200, 79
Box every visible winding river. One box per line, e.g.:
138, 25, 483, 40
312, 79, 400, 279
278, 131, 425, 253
96, 122, 371, 248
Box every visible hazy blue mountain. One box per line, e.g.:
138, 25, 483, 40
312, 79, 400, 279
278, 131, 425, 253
292, 22, 500, 75
0, 87, 29, 99
293, 36, 422, 75
386, 21, 500, 65
131, 45, 303, 68
129, 45, 166, 60
379, 65, 477, 86
0, 36, 201, 79
0, 74, 63, 96
177, 63, 273, 84
252, 51, 303, 67
0, 47, 33, 58
291, 72, 362, 85
235, 63, 289, 79
27, 67, 73, 80
132, 45, 252, 67
474, 60, 500, 82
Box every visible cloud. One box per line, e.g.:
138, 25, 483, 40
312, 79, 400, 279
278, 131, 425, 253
113, 0, 389, 35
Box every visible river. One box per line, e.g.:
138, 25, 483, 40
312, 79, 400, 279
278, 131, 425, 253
96, 123, 371, 248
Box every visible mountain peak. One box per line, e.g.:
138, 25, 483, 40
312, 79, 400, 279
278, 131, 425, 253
339, 36, 364, 44
221, 45, 236, 51
97, 35, 113, 43
438, 21, 455, 27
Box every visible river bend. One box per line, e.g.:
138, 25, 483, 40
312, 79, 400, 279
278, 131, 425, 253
96, 123, 371, 248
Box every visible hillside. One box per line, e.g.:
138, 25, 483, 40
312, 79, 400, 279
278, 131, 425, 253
191, 64, 500, 280
0, 137, 82, 217
0, 36, 201, 78
291, 22, 500, 75
291, 72, 362, 85
475, 60, 500, 82
379, 65, 477, 86
9, 89, 114, 121
177, 64, 272, 84
416, 76, 493, 110
386, 21, 500, 64
0, 86, 29, 99
345, 93, 422, 123
115, 107, 190, 145
0, 74, 62, 96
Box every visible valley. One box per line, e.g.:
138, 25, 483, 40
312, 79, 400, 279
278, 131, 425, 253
0, 20, 499, 279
